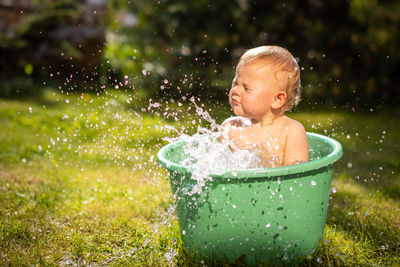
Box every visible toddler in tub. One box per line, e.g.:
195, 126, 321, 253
220, 45, 309, 167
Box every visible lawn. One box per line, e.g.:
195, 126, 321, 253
0, 89, 399, 266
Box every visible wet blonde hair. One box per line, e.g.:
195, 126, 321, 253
238, 45, 302, 111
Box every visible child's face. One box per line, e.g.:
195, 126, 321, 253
229, 61, 282, 120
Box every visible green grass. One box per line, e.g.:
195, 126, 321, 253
0, 89, 399, 266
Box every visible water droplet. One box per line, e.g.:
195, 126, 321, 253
266, 223, 271, 228
311, 180, 317, 186
347, 162, 352, 168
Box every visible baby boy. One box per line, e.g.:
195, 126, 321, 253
220, 45, 309, 167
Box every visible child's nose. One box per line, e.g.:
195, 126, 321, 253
231, 85, 241, 95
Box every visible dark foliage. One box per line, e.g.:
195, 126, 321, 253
110, 0, 400, 105
0, 0, 105, 96
1, 0, 399, 106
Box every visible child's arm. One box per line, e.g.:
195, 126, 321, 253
283, 122, 309, 166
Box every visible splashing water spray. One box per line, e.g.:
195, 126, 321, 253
165, 97, 262, 196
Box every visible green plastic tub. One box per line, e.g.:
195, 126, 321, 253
157, 132, 343, 266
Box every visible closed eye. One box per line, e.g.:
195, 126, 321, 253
243, 82, 252, 91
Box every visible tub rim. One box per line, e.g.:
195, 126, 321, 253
157, 132, 343, 179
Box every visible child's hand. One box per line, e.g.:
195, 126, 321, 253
221, 116, 251, 128
218, 116, 251, 147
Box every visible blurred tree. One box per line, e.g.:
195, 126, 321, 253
1, 0, 399, 105
106, 0, 400, 105
0, 0, 106, 96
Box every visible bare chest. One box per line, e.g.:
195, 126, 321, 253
230, 128, 287, 167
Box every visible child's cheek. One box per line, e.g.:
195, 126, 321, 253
241, 95, 251, 107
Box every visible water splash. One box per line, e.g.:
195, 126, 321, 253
189, 96, 219, 131
166, 98, 262, 195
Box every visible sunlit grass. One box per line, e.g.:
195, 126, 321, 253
0, 89, 399, 266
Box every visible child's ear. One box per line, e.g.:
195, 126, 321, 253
271, 91, 287, 109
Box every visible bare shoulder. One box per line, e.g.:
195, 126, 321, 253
282, 116, 309, 165
283, 116, 307, 137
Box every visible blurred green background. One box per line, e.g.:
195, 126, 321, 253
1, 0, 399, 106
1, 1, 400, 265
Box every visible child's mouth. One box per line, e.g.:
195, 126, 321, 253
232, 99, 240, 105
